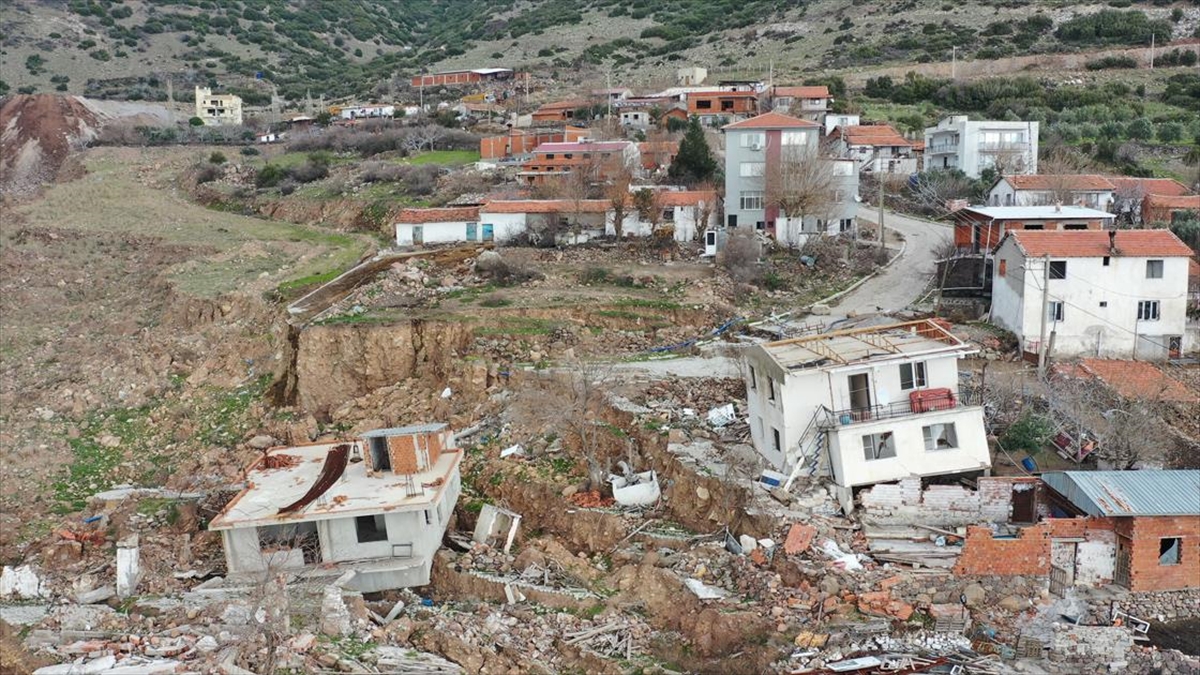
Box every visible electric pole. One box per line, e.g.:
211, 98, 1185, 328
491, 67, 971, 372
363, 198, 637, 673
1037, 253, 1051, 379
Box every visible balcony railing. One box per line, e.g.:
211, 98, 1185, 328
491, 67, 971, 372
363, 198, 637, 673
821, 389, 981, 429
926, 142, 959, 154
978, 141, 1029, 152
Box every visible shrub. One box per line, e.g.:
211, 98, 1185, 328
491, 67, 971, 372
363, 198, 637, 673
208, 151, 227, 164
240, 146, 260, 156
1084, 55, 1138, 71
195, 165, 221, 184
1001, 412, 1053, 453
255, 163, 287, 188
721, 228, 762, 284
189, 116, 205, 127
1055, 10, 1172, 46
290, 160, 329, 183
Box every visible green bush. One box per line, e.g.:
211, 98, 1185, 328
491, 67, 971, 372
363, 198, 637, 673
255, 163, 287, 188
209, 151, 227, 164
1055, 10, 1172, 46
1001, 413, 1054, 453
240, 146, 260, 156
1084, 55, 1138, 71
189, 116, 205, 127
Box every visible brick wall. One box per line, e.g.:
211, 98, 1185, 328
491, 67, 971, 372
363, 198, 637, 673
388, 435, 420, 474
859, 477, 1037, 526
953, 524, 1051, 576
1126, 515, 1200, 592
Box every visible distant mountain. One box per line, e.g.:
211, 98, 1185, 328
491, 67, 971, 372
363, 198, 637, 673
1, 0, 1196, 102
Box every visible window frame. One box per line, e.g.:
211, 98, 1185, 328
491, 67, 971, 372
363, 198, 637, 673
1159, 537, 1181, 566
1137, 300, 1160, 321
355, 514, 389, 543
922, 422, 959, 452
739, 191, 765, 211
1048, 260, 1067, 280
899, 361, 927, 391
1146, 259, 1164, 279
1048, 301, 1064, 323
861, 432, 897, 461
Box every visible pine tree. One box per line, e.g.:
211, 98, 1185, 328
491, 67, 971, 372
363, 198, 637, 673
669, 117, 718, 185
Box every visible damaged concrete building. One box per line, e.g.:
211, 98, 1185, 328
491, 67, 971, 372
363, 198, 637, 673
742, 320, 991, 501
209, 424, 462, 593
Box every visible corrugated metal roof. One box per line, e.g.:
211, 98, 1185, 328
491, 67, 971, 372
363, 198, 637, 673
359, 423, 447, 438
1042, 471, 1200, 517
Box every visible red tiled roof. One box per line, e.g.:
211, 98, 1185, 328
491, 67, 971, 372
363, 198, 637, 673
1006, 230, 1193, 258
723, 111, 820, 130
688, 90, 758, 99
482, 200, 609, 214
535, 99, 590, 112
1060, 359, 1199, 403
1108, 177, 1192, 197
835, 124, 911, 147
396, 207, 480, 224
1005, 174, 1115, 191
773, 85, 830, 99
637, 141, 679, 153
1144, 193, 1200, 210
657, 190, 716, 207
534, 141, 631, 153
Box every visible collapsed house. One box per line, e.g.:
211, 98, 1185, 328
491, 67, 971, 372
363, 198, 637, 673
742, 319, 991, 503
209, 424, 462, 593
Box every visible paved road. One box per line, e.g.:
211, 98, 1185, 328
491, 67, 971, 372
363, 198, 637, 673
822, 206, 951, 327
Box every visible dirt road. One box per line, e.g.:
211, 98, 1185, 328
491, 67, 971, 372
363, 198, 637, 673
823, 206, 952, 327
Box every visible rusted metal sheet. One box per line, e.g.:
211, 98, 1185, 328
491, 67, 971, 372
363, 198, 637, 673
278, 444, 350, 514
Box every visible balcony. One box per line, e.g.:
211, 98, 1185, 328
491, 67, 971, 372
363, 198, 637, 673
821, 389, 981, 429
926, 142, 959, 154
978, 141, 1029, 152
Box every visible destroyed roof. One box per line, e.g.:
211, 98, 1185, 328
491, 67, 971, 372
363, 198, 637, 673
1003, 174, 1115, 191
482, 199, 610, 213
1055, 359, 1199, 403
533, 140, 632, 152
396, 207, 481, 224
208, 438, 461, 529
1041, 470, 1200, 517
360, 423, 449, 437
656, 190, 717, 207
1004, 229, 1193, 258
1144, 193, 1200, 210
754, 319, 973, 371
832, 124, 912, 147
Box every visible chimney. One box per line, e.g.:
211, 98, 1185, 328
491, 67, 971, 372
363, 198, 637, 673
1109, 229, 1116, 254
1054, 200, 1062, 213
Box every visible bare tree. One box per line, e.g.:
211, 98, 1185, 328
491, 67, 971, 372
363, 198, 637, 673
1049, 367, 1174, 470
606, 165, 634, 238
412, 124, 446, 152
985, 142, 1032, 176
906, 170, 974, 218
761, 146, 838, 247
632, 187, 667, 236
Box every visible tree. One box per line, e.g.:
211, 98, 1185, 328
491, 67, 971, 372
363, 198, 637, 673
669, 117, 717, 185
1126, 117, 1154, 141
762, 146, 839, 246
632, 187, 667, 238
188, 116, 204, 127
606, 165, 634, 238
314, 111, 332, 126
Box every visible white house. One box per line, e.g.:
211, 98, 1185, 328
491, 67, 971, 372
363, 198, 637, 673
743, 320, 991, 500
829, 124, 917, 175
770, 85, 832, 123
194, 86, 243, 126
989, 230, 1193, 361
986, 175, 1116, 210
339, 104, 396, 120
209, 424, 462, 593
824, 114, 861, 135
395, 207, 491, 246
609, 190, 720, 242
924, 115, 1039, 179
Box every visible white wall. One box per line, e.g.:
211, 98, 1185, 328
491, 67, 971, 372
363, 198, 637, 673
827, 406, 991, 487
395, 220, 475, 246
990, 243, 1189, 359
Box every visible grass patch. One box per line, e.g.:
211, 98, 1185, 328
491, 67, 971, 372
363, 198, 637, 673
400, 149, 480, 166
612, 297, 683, 311
473, 316, 557, 336
274, 268, 343, 298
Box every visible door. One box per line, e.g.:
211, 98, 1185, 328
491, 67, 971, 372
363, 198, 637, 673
412, 225, 423, 245
1168, 336, 1182, 359
1011, 484, 1036, 523
1114, 537, 1131, 588
848, 373, 872, 420
466, 222, 477, 241
481, 224, 494, 241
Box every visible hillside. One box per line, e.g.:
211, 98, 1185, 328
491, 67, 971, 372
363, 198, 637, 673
2, 0, 1198, 102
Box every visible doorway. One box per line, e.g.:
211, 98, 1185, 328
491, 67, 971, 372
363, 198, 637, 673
1011, 484, 1036, 523
412, 225, 424, 245
1115, 536, 1132, 588
848, 373, 872, 419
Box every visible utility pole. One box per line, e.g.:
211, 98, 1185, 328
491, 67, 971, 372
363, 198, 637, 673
606, 68, 612, 120
1149, 33, 1155, 70
876, 149, 885, 249
951, 46, 957, 80
1037, 253, 1051, 379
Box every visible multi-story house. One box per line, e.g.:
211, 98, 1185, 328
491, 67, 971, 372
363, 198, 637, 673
687, 91, 759, 125
828, 124, 917, 175
210, 424, 462, 593
518, 140, 640, 186
722, 112, 859, 246
194, 86, 243, 126
924, 116, 1039, 178
770, 85, 832, 123
743, 320, 991, 498
986, 174, 1116, 210
990, 230, 1193, 360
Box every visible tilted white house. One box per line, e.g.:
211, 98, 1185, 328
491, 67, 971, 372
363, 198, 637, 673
210, 424, 462, 593
743, 320, 991, 498
924, 115, 1038, 179
989, 230, 1193, 361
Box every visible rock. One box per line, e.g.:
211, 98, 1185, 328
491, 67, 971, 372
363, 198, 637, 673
98, 434, 121, 448
247, 435, 276, 449
696, 486, 710, 501
561, 485, 578, 498
819, 576, 840, 596
999, 595, 1026, 612
963, 583, 986, 608
195, 635, 219, 653
76, 586, 116, 605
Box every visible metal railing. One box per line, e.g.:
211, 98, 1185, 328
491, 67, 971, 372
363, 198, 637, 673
926, 142, 959, 154
822, 389, 981, 428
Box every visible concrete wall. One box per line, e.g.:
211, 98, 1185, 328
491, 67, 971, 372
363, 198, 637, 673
924, 118, 1038, 179
859, 476, 1037, 526
723, 126, 819, 230
990, 242, 1189, 359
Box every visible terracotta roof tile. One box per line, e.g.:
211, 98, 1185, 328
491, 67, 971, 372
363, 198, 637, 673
482, 200, 609, 214
723, 111, 821, 130
534, 141, 632, 153
396, 207, 480, 224
773, 85, 830, 99
835, 124, 911, 147
534, 99, 590, 112
1005, 174, 1115, 191
1065, 359, 1198, 403
1144, 193, 1200, 210
1007, 229, 1193, 258
1108, 177, 1192, 197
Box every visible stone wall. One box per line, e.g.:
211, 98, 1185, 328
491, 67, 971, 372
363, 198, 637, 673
1048, 624, 1133, 664
1116, 588, 1200, 622
858, 476, 1040, 526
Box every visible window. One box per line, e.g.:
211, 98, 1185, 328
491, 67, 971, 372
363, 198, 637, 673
544, 153, 555, 159
740, 191, 765, 210
767, 377, 777, 402
772, 428, 781, 454
1103, 256, 1110, 267
696, 99, 712, 109
1025, 224, 1044, 230
1063, 223, 1087, 230
1146, 260, 1164, 279
1048, 301, 1064, 323
739, 162, 765, 177
1159, 537, 1181, 566
900, 362, 927, 390
355, 515, 388, 543
721, 100, 735, 111
861, 432, 896, 461
1048, 261, 1067, 279
781, 131, 808, 146
1137, 300, 1160, 321
662, 208, 675, 222
748, 365, 757, 390
923, 423, 958, 451
834, 189, 845, 203
563, 153, 573, 159
839, 219, 854, 232
424, 510, 432, 525
739, 132, 765, 148
1099, 301, 1108, 308
998, 259, 1007, 276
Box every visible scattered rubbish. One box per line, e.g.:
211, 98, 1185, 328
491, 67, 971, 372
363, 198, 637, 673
738, 534, 758, 553
0, 564, 47, 600
724, 530, 743, 555
784, 524, 816, 555
707, 403, 736, 428
819, 539, 863, 571
500, 444, 525, 459
826, 655, 882, 671
441, 387, 452, 399
684, 578, 730, 600
759, 469, 787, 487
115, 535, 140, 600
610, 470, 660, 507
82, 515, 103, 524
473, 504, 521, 553
503, 583, 526, 604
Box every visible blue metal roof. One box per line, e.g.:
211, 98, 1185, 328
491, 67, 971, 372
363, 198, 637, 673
1042, 470, 1200, 517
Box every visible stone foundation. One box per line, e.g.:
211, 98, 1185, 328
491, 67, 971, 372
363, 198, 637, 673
1117, 588, 1200, 622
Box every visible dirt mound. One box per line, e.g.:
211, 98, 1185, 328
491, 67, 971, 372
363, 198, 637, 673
0, 94, 102, 199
